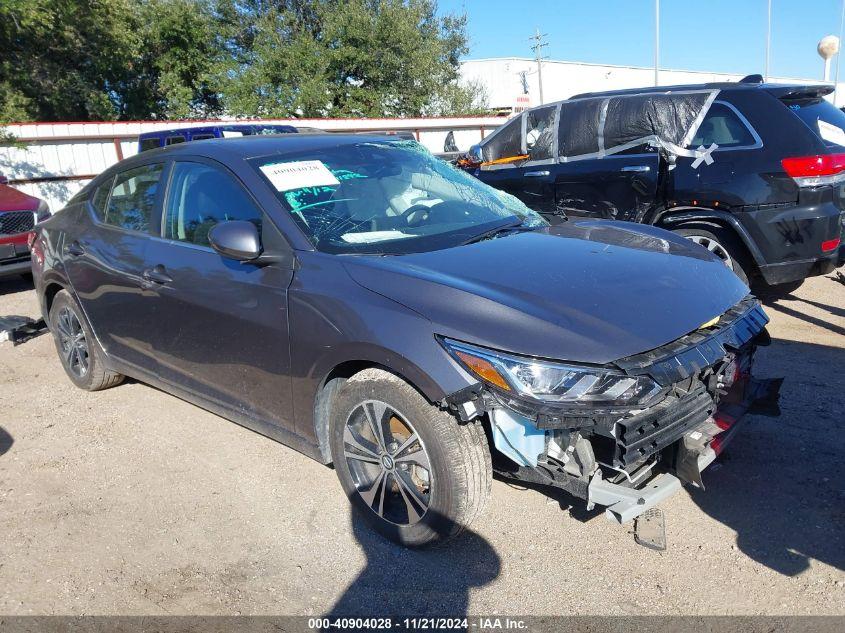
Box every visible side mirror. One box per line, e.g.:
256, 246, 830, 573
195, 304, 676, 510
0, 174, 8, 185
468, 144, 483, 164
208, 220, 262, 261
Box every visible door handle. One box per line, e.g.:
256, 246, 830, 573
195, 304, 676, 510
524, 170, 550, 177
620, 165, 651, 173
141, 265, 173, 285
65, 241, 85, 257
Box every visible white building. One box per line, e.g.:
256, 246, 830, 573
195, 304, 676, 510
460, 57, 845, 112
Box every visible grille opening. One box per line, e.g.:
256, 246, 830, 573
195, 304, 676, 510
0, 211, 35, 236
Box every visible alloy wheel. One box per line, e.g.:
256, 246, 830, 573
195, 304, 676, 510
342, 400, 432, 525
56, 307, 89, 378
686, 234, 734, 270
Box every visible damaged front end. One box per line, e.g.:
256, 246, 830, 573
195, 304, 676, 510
441, 295, 781, 525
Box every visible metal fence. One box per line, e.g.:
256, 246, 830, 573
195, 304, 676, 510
0, 116, 504, 211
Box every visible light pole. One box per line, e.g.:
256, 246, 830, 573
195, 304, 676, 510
654, 0, 660, 86
765, 0, 772, 82
835, 0, 845, 105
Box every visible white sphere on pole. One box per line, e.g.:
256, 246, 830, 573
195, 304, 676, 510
818, 35, 840, 60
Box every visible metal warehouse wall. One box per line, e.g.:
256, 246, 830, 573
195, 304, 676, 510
0, 117, 504, 211
461, 57, 845, 111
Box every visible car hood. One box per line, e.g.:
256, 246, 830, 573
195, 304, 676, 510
0, 184, 41, 212
342, 220, 750, 365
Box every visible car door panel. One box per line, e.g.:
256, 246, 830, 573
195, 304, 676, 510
478, 165, 557, 214
143, 158, 296, 431
144, 239, 295, 428
553, 153, 661, 222
63, 163, 166, 373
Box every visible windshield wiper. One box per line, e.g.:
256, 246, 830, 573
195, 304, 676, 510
460, 219, 534, 245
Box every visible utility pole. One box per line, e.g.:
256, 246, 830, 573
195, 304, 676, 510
654, 0, 660, 86
765, 0, 772, 82
529, 28, 548, 105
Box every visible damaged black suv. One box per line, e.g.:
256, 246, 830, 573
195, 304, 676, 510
463, 79, 845, 290
33, 135, 777, 548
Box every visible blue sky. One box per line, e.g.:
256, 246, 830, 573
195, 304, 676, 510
439, 0, 845, 80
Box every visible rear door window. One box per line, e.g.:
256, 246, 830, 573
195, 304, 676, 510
104, 163, 164, 232
689, 102, 758, 148
90, 177, 113, 221
787, 98, 845, 148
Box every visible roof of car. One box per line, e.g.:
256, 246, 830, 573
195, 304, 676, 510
134, 133, 406, 162
137, 123, 300, 139
571, 81, 833, 101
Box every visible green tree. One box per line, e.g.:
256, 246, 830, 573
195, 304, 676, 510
0, 0, 138, 121
0, 0, 484, 122
0, 0, 224, 121
217, 0, 484, 118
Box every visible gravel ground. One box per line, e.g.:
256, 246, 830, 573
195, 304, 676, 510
0, 271, 843, 616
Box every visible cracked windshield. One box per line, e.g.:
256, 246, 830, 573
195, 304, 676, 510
254, 140, 546, 254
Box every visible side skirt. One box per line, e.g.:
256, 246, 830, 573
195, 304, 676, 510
108, 357, 326, 464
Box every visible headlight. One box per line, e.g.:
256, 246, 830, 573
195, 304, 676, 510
441, 338, 661, 406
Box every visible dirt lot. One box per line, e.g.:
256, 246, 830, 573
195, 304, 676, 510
0, 271, 843, 616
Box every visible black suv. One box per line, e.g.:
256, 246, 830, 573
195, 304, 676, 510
463, 80, 845, 289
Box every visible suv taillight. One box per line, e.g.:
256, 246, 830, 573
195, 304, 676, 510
781, 153, 845, 186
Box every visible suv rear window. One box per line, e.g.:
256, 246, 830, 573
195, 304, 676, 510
787, 98, 845, 148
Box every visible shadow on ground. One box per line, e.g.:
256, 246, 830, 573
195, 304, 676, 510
0, 275, 34, 297
0, 427, 13, 458
689, 338, 845, 576
326, 510, 501, 617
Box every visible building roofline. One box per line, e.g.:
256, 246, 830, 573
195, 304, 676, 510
460, 57, 822, 84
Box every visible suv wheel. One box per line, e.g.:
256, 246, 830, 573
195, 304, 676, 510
674, 225, 751, 285
49, 289, 124, 391
329, 368, 491, 548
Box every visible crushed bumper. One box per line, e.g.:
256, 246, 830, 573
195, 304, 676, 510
588, 471, 682, 524
469, 296, 781, 525
587, 376, 781, 524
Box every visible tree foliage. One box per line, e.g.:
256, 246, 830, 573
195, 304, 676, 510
0, 0, 484, 122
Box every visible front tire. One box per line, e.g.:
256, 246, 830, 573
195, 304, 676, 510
329, 368, 491, 548
49, 289, 124, 391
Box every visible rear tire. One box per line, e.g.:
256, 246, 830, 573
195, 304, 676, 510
673, 224, 752, 286
329, 368, 491, 548
49, 290, 124, 391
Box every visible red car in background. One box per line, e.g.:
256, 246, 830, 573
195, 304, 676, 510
0, 174, 49, 279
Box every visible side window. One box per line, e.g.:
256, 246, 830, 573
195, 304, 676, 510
139, 137, 161, 152
481, 114, 524, 164
191, 134, 215, 141
163, 162, 262, 247
525, 105, 557, 161
690, 102, 757, 148
90, 177, 113, 222
104, 163, 164, 232
165, 135, 186, 146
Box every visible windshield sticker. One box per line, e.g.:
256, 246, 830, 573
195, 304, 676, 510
260, 160, 340, 192
817, 120, 845, 146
